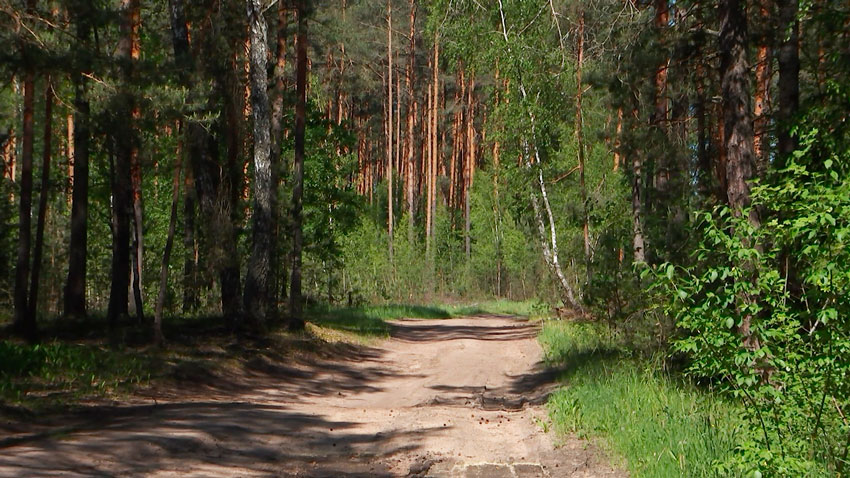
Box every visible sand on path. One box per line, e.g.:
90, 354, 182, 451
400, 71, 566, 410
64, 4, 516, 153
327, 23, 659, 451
0, 315, 626, 477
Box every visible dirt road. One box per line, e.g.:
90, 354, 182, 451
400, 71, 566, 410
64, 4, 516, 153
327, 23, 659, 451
0, 315, 624, 477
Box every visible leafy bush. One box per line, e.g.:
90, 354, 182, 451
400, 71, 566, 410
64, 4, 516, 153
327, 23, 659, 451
654, 100, 850, 476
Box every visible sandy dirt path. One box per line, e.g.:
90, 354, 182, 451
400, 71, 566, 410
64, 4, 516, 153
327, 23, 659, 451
0, 315, 625, 477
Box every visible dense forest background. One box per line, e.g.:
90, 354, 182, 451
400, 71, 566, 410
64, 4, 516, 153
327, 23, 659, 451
2, 0, 850, 474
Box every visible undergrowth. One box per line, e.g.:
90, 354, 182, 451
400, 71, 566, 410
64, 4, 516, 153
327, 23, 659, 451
541, 320, 743, 478
0, 341, 152, 407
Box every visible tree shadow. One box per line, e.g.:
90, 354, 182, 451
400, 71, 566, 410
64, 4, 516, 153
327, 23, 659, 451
0, 401, 429, 477
389, 317, 539, 343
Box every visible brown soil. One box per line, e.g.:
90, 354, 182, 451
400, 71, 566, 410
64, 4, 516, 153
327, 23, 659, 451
0, 315, 626, 477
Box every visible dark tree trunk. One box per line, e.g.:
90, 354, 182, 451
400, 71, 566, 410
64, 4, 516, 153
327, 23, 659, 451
107, 0, 141, 328
720, 0, 760, 351
720, 0, 758, 225
244, 0, 275, 329
269, 1, 288, 312
13, 0, 37, 341
28, 78, 53, 325
776, 0, 800, 165
288, 2, 307, 331
65, 0, 91, 319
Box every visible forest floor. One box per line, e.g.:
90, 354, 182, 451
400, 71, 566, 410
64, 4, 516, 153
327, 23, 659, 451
0, 314, 625, 477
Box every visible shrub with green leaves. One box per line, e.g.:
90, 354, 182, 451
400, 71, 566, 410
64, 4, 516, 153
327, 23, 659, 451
654, 96, 850, 476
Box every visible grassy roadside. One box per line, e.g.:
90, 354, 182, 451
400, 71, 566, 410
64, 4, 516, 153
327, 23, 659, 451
540, 320, 743, 478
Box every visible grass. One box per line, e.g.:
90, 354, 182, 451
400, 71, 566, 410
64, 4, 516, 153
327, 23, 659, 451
540, 320, 743, 478
0, 340, 153, 407
305, 299, 546, 337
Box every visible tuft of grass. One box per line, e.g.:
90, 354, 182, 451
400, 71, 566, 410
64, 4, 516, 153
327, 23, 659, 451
541, 321, 742, 478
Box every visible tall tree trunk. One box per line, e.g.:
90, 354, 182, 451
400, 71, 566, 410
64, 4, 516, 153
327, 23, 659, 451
65, 0, 91, 319
108, 0, 141, 328
245, 0, 275, 329
13, 0, 37, 341
269, 1, 288, 311
776, 0, 799, 165
720, 0, 760, 351
386, 0, 394, 262
720, 0, 758, 225
405, 0, 416, 244
753, 0, 771, 174
288, 1, 308, 330
154, 139, 182, 345
464, 74, 475, 261
28, 78, 53, 328
130, 118, 144, 322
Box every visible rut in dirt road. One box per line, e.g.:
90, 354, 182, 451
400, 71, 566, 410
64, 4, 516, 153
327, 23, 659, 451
0, 315, 625, 478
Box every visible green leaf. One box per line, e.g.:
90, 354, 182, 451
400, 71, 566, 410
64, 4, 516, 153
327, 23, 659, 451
725, 317, 735, 329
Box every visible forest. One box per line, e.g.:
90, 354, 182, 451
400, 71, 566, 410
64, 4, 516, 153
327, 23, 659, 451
1, 0, 849, 476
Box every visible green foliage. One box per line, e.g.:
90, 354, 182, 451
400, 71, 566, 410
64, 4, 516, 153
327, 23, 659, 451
0, 340, 151, 405
653, 91, 850, 475
542, 321, 742, 478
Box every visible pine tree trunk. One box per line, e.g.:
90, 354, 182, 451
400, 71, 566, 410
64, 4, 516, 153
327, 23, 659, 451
776, 0, 799, 165
386, 0, 394, 262
720, 0, 758, 224
288, 1, 308, 330
13, 0, 37, 341
244, 0, 274, 329
64, 0, 90, 319
269, 1, 288, 311
405, 0, 416, 244
753, 0, 771, 174
107, 0, 141, 328
720, 0, 760, 351
464, 74, 475, 261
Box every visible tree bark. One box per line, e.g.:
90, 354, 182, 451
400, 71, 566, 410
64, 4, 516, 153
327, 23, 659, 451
630, 105, 646, 264
776, 0, 799, 165
720, 0, 758, 225
64, 0, 91, 319
464, 74, 475, 261
753, 0, 771, 174
288, 1, 308, 330
386, 0, 394, 262
13, 0, 37, 341
244, 0, 275, 329
269, 0, 288, 310
720, 0, 760, 351
405, 0, 416, 244
107, 0, 141, 328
